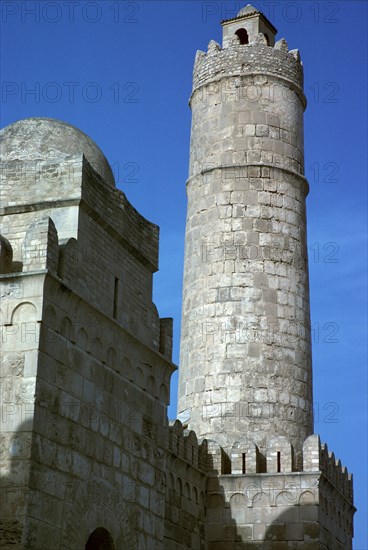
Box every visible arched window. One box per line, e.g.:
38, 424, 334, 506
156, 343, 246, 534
235, 28, 249, 45
85, 528, 116, 550
264, 33, 270, 45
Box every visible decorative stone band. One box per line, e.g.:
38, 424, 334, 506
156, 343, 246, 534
190, 72, 307, 112
186, 164, 309, 196
168, 421, 353, 503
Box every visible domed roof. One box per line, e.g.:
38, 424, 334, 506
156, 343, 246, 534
237, 4, 260, 17
0, 117, 115, 187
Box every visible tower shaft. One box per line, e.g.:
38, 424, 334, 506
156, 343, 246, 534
178, 7, 313, 458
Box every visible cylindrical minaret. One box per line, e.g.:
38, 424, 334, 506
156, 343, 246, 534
178, 4, 313, 462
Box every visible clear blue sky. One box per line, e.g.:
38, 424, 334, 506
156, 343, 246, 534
1, 1, 367, 546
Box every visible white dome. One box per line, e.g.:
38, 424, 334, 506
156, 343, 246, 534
0, 117, 115, 187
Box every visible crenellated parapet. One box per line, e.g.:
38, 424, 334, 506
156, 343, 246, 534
0, 216, 58, 277
303, 435, 353, 501
168, 424, 353, 497
168, 420, 231, 476
0, 158, 159, 274
166, 424, 355, 546
192, 40, 304, 101
200, 432, 355, 547
0, 118, 167, 353
193, 3, 305, 99
168, 420, 204, 470
165, 420, 207, 549
231, 438, 260, 474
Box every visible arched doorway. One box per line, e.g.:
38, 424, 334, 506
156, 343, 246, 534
85, 527, 116, 550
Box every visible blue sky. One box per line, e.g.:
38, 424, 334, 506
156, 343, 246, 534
1, 0, 367, 546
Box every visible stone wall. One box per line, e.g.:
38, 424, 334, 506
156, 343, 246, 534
0, 119, 175, 549
204, 433, 354, 549
164, 421, 207, 549
163, 421, 355, 549
0, 150, 160, 350
0, 273, 43, 550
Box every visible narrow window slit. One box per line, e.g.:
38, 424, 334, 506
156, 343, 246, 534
277, 451, 281, 473
113, 277, 119, 319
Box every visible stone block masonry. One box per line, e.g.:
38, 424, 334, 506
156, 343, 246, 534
0, 3, 355, 549
0, 118, 175, 549
178, 3, 355, 548
179, 6, 311, 461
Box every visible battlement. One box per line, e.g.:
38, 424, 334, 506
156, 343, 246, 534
0, 119, 160, 272
167, 422, 355, 547
0, 155, 159, 273
168, 419, 228, 474
319, 441, 354, 502
192, 40, 304, 102
168, 420, 201, 470
168, 422, 353, 503
0, 118, 166, 354
0, 214, 165, 354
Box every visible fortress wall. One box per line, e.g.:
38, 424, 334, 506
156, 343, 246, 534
0, 134, 176, 549
0, 155, 161, 351
164, 421, 207, 549
204, 434, 354, 548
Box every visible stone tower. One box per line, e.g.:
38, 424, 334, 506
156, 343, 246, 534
178, 4, 312, 463
176, 6, 355, 547
0, 7, 356, 549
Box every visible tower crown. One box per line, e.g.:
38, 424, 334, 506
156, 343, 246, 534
222, 4, 277, 47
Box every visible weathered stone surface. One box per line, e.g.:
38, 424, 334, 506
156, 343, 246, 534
0, 5, 354, 550
179, 2, 311, 463
0, 117, 176, 549
0, 117, 115, 187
